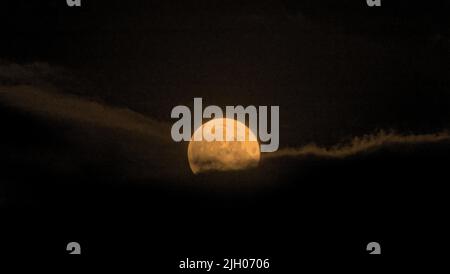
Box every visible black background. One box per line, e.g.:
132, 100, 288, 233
1, 0, 449, 271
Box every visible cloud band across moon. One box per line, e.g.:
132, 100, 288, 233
1, 61, 450, 177
2, 83, 450, 176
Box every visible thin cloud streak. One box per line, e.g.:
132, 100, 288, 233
264, 131, 450, 159
0, 85, 170, 141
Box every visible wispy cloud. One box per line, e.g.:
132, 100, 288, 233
0, 61, 71, 86
0, 85, 169, 141
0, 61, 186, 183
264, 131, 450, 159
0, 60, 169, 140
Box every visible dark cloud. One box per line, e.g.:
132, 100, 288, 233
1, 61, 450, 187
0, 85, 190, 182
0, 62, 190, 187
0, 61, 70, 86
282, 0, 450, 36
0, 85, 169, 140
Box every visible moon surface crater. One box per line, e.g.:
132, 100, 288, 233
188, 118, 260, 174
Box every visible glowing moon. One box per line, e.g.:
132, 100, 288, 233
188, 118, 260, 174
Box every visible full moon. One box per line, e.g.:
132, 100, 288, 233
188, 118, 261, 174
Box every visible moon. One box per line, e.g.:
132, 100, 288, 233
188, 118, 260, 174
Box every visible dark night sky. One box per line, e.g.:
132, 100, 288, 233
0, 0, 450, 266
1, 0, 450, 147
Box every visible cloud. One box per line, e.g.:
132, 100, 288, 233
2, 61, 450, 182
264, 131, 450, 160
0, 61, 190, 184
0, 84, 192, 182
0, 60, 170, 141
0, 85, 169, 141
0, 61, 71, 86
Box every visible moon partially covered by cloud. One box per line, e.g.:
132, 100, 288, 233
2, 61, 450, 184
188, 118, 260, 174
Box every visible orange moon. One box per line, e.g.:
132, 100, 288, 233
188, 118, 260, 174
